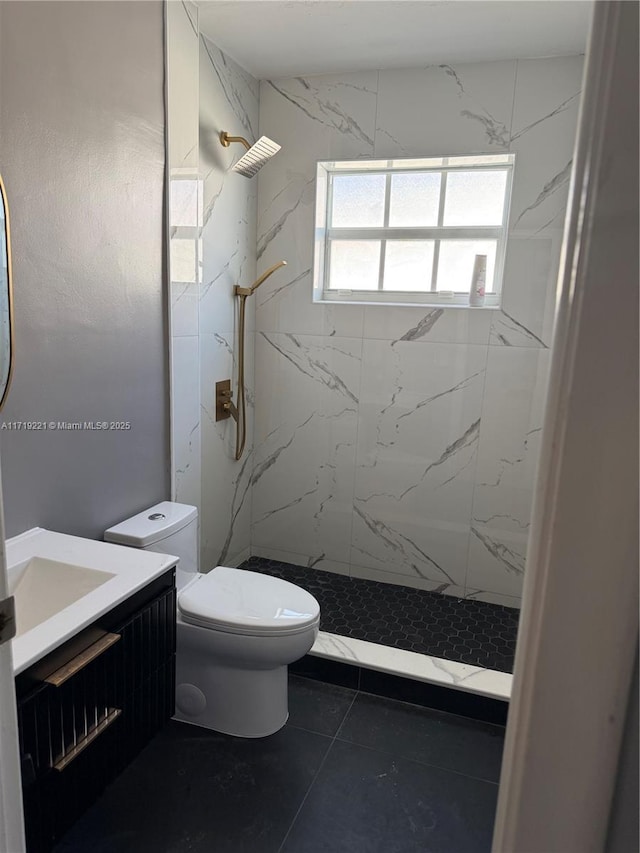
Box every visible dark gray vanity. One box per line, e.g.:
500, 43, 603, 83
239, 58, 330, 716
15, 570, 176, 853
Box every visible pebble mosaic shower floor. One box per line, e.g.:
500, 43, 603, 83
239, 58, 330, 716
239, 557, 519, 673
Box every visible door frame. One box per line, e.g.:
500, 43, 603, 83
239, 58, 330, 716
492, 1, 639, 850
0, 454, 25, 853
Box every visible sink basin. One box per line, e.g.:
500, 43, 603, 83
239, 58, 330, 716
9, 557, 116, 637
6, 527, 178, 675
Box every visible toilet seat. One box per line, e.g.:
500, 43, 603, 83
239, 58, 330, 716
178, 566, 320, 637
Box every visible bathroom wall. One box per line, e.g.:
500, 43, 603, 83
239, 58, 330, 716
0, 0, 169, 539
168, 8, 259, 570
253, 56, 583, 606
198, 34, 259, 571
168, 3, 201, 526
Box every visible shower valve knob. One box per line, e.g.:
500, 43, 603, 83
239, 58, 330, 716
215, 379, 233, 422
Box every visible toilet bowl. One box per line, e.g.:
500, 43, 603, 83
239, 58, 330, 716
105, 502, 320, 738
176, 567, 319, 736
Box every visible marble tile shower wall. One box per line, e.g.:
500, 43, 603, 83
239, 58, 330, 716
169, 5, 260, 571
198, 35, 259, 572
168, 2, 200, 518
253, 57, 583, 606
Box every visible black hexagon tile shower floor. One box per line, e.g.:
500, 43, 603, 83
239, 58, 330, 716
239, 557, 519, 674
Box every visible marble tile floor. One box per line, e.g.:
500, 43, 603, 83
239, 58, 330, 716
54, 675, 503, 853
240, 557, 519, 673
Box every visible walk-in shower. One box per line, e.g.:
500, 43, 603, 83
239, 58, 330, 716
167, 2, 586, 705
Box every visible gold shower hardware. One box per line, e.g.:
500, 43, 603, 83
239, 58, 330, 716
229, 261, 287, 461
219, 130, 282, 178
235, 260, 289, 297
219, 131, 251, 151
215, 379, 234, 422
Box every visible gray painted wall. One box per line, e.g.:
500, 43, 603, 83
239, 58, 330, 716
0, 1, 169, 539
606, 651, 639, 853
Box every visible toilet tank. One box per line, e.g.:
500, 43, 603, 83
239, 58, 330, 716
104, 501, 198, 590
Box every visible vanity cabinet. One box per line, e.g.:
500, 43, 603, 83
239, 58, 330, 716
15, 570, 176, 853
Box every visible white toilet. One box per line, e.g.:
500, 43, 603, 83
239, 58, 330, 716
104, 501, 320, 738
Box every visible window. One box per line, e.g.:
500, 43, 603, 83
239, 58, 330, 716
313, 154, 514, 306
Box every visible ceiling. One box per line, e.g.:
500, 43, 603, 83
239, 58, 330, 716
197, 0, 592, 79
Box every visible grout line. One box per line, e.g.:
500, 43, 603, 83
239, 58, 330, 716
275, 743, 333, 853
330, 732, 501, 787
352, 685, 507, 730
277, 690, 360, 853
280, 678, 499, 853
290, 673, 505, 730
346, 336, 365, 585
372, 69, 381, 157
461, 343, 491, 598
508, 60, 519, 148
291, 676, 502, 785
285, 722, 338, 739
332, 688, 360, 742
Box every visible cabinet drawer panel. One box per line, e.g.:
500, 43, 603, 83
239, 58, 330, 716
17, 577, 177, 853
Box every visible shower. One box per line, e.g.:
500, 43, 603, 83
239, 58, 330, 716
219, 130, 281, 177
214, 129, 285, 460
218, 260, 288, 461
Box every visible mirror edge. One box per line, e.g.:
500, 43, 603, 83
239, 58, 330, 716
0, 173, 14, 413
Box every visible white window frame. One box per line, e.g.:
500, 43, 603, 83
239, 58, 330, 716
312, 154, 515, 307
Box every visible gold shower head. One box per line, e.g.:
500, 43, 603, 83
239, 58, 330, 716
220, 131, 281, 177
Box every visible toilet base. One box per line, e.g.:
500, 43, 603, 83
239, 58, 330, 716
173, 617, 317, 738
174, 661, 289, 738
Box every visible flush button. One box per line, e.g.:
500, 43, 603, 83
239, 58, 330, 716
148, 513, 166, 521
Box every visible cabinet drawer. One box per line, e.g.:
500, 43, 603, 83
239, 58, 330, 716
17, 575, 176, 853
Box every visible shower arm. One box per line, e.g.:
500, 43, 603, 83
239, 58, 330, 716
219, 131, 251, 151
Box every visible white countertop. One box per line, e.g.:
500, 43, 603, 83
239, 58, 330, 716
7, 527, 178, 675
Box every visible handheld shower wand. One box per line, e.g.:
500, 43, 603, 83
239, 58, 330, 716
224, 261, 287, 460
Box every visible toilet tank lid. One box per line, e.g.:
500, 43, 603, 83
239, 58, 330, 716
104, 501, 197, 547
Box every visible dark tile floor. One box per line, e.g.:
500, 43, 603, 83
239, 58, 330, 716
55, 676, 504, 853
240, 557, 519, 673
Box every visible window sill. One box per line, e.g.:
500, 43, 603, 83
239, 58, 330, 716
313, 297, 498, 310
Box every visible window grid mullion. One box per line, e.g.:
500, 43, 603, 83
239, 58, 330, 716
325, 173, 335, 291
327, 226, 503, 240
430, 240, 440, 292
430, 171, 448, 291
377, 173, 392, 291
328, 163, 513, 180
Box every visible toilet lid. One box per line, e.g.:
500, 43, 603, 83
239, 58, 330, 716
177, 566, 320, 636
